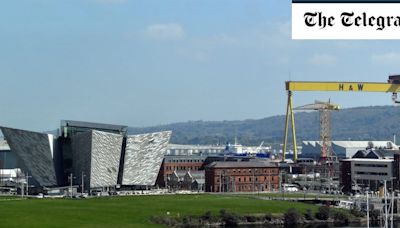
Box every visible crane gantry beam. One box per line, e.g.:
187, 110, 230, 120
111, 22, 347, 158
286, 81, 400, 92
282, 77, 400, 162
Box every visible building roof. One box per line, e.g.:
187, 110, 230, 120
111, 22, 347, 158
194, 179, 205, 184
207, 161, 277, 168
175, 170, 187, 178
164, 155, 207, 162
168, 144, 225, 150
373, 149, 395, 158
187, 170, 204, 179
352, 150, 369, 158
351, 149, 394, 159
341, 158, 393, 162
303, 141, 396, 149
61, 120, 128, 133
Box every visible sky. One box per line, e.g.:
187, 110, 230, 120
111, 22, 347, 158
1, 0, 400, 132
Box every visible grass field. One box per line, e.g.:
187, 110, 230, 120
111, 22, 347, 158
249, 192, 348, 199
0, 194, 319, 227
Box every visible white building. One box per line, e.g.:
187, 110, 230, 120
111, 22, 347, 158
167, 144, 225, 155
302, 141, 397, 158
167, 143, 271, 156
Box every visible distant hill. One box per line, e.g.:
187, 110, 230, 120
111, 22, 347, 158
128, 106, 400, 146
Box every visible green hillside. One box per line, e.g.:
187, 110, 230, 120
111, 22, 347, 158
129, 105, 400, 146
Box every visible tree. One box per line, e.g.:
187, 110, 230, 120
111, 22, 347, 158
284, 208, 302, 225
316, 206, 330, 220
332, 210, 349, 225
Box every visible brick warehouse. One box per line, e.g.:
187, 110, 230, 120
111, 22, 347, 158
156, 155, 206, 187
205, 161, 280, 192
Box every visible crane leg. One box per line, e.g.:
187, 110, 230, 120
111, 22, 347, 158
283, 91, 291, 162
289, 92, 298, 161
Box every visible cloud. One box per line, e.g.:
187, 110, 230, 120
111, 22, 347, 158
371, 53, 400, 65
145, 23, 185, 41
308, 54, 336, 66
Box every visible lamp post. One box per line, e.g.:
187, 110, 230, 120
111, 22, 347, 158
68, 173, 75, 199
25, 172, 31, 197
81, 172, 86, 197
19, 172, 24, 198
384, 180, 388, 228
390, 177, 396, 228
366, 189, 369, 228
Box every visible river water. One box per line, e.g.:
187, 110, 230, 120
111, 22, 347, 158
238, 221, 395, 227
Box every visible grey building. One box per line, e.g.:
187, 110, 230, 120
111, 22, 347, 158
0, 127, 60, 187
0, 120, 171, 192
122, 131, 171, 186
340, 149, 395, 193
71, 130, 123, 190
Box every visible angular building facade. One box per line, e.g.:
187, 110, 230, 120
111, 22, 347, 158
0, 121, 172, 191
0, 127, 60, 187
122, 131, 171, 186
72, 130, 123, 189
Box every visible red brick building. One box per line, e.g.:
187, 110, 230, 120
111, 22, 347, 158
205, 161, 280, 192
156, 155, 206, 187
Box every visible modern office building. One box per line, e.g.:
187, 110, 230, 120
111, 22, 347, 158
340, 149, 394, 193
0, 121, 171, 192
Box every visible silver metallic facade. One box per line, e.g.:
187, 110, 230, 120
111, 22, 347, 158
122, 131, 171, 186
0, 127, 58, 186
1, 121, 172, 190
72, 130, 123, 189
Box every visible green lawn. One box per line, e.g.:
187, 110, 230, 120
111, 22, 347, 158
0, 194, 318, 227
246, 192, 347, 199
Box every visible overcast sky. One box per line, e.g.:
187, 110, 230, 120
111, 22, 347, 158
1, 0, 399, 132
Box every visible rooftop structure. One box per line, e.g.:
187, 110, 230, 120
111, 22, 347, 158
61, 120, 128, 137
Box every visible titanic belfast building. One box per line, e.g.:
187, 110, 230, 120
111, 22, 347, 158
0, 120, 171, 191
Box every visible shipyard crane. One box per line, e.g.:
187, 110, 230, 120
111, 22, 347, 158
294, 100, 340, 163
256, 141, 264, 152
283, 75, 400, 162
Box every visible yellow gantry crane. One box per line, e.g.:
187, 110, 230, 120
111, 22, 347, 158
283, 76, 400, 162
